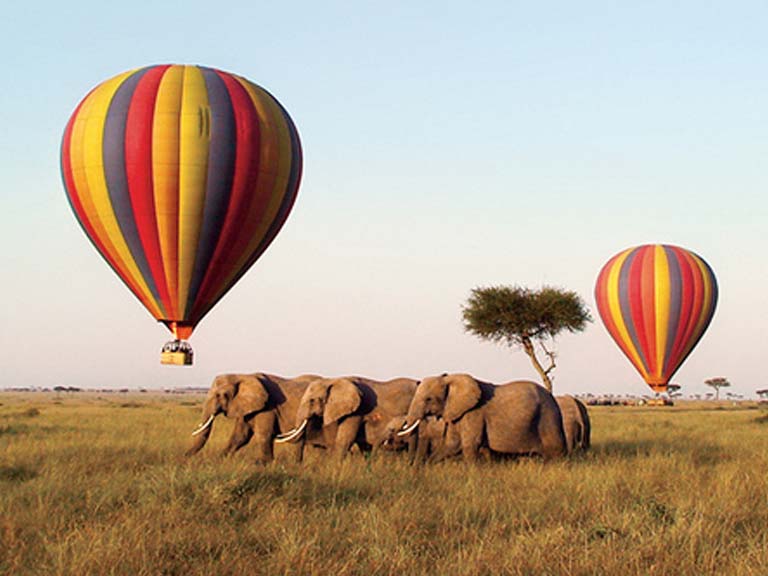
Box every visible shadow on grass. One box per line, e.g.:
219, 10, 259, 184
0, 424, 29, 437
0, 464, 38, 483
228, 468, 374, 510
596, 438, 728, 466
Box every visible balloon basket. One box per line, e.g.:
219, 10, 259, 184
161, 340, 194, 366
645, 397, 674, 407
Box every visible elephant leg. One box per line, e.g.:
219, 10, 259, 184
333, 417, 360, 460
223, 419, 253, 455
410, 433, 426, 466
539, 414, 567, 460
287, 441, 304, 464
249, 412, 276, 464
458, 417, 483, 464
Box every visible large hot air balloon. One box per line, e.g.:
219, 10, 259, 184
60, 65, 302, 365
594, 244, 718, 393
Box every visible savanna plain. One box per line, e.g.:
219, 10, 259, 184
1, 393, 767, 576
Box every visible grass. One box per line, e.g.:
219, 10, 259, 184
1, 394, 767, 575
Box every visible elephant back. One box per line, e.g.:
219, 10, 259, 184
354, 377, 418, 416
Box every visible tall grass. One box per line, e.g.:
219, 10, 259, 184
1, 394, 767, 575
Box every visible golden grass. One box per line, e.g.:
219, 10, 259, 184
1, 394, 767, 575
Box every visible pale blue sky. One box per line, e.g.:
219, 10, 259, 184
1, 2, 766, 396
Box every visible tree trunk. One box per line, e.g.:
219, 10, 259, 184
522, 337, 553, 393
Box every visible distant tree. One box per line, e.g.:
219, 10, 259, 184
756, 389, 768, 400
667, 383, 683, 399
705, 377, 731, 400
462, 285, 592, 392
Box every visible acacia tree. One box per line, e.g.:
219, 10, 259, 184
704, 377, 731, 400
461, 285, 591, 392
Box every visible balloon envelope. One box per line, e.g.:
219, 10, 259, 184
594, 244, 718, 393
61, 64, 302, 341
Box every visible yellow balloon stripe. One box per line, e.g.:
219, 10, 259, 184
152, 65, 184, 318
177, 66, 210, 316
605, 249, 648, 379
652, 245, 671, 382
71, 70, 163, 318
240, 79, 292, 240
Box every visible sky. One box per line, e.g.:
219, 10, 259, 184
1, 2, 766, 397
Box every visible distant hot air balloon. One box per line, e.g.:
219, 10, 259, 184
594, 244, 718, 393
60, 65, 302, 365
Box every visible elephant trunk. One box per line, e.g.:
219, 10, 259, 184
397, 418, 421, 437
185, 399, 219, 456
399, 404, 425, 437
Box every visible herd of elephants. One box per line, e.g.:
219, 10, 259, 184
186, 373, 591, 465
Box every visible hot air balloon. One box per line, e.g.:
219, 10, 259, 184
594, 244, 718, 393
60, 65, 302, 365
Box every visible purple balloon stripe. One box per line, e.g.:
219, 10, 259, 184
183, 67, 237, 317
662, 246, 683, 376
618, 249, 650, 375
102, 67, 166, 315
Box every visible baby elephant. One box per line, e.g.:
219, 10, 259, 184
278, 376, 418, 460
385, 415, 457, 464
555, 395, 591, 453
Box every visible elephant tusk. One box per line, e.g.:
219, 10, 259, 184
275, 419, 307, 444
191, 415, 215, 436
397, 418, 421, 437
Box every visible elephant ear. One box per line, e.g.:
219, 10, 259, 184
324, 378, 362, 426
443, 374, 481, 422
228, 375, 269, 419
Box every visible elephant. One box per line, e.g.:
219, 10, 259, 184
379, 415, 416, 452
555, 395, 591, 453
398, 373, 567, 462
186, 373, 322, 463
279, 376, 418, 460
383, 415, 456, 464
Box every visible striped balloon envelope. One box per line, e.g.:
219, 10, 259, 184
594, 244, 718, 393
61, 65, 302, 363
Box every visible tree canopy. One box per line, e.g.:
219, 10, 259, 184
462, 285, 591, 392
704, 377, 731, 400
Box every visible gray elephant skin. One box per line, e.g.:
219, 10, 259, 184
555, 395, 591, 453
400, 373, 567, 462
384, 415, 453, 464
186, 373, 321, 463
282, 376, 417, 459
